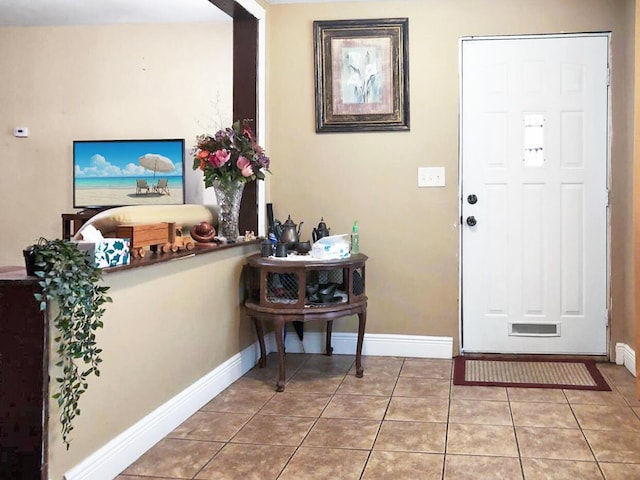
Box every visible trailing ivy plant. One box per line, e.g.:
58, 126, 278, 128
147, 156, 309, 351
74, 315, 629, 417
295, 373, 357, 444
29, 238, 112, 449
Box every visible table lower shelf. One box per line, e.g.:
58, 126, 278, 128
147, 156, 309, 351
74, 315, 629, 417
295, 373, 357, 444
245, 298, 367, 391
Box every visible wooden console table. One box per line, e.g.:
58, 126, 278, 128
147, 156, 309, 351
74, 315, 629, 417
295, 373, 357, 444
244, 253, 368, 391
61, 209, 104, 240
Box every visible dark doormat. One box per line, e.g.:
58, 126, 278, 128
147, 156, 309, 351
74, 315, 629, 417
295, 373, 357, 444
453, 356, 611, 391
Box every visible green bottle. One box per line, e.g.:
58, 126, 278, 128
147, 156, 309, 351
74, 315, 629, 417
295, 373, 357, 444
351, 221, 359, 254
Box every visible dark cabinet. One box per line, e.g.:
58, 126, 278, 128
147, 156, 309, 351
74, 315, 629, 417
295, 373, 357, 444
0, 267, 48, 480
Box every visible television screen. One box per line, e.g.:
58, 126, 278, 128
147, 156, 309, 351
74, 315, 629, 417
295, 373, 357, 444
73, 139, 186, 209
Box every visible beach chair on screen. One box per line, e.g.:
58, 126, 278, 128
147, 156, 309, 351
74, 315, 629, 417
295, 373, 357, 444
153, 178, 170, 195
136, 179, 150, 195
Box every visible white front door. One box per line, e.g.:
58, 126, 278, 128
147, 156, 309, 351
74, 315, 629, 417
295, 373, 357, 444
460, 34, 609, 354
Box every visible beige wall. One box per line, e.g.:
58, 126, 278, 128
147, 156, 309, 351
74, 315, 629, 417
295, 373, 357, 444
0, 22, 233, 267
47, 245, 257, 479
267, 0, 635, 352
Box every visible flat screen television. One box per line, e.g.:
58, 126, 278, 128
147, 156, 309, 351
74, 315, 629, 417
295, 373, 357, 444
73, 139, 186, 209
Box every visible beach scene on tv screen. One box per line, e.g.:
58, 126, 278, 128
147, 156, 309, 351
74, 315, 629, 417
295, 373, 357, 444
74, 139, 185, 208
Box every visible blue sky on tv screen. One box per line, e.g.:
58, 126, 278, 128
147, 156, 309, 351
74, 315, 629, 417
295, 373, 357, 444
74, 140, 184, 178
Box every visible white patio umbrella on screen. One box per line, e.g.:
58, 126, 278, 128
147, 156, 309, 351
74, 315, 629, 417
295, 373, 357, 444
138, 153, 175, 178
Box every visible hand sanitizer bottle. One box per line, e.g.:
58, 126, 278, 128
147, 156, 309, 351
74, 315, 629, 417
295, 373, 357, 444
351, 221, 359, 254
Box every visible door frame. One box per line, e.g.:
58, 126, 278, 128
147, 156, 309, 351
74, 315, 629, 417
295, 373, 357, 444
457, 32, 613, 356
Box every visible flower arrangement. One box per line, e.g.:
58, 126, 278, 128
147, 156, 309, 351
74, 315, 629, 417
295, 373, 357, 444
192, 120, 270, 188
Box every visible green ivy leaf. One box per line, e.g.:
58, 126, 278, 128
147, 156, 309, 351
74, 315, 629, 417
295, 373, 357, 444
29, 238, 111, 449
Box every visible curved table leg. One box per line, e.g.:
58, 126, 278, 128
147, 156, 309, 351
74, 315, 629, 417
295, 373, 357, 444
274, 317, 286, 392
252, 316, 267, 368
325, 320, 334, 356
355, 309, 366, 378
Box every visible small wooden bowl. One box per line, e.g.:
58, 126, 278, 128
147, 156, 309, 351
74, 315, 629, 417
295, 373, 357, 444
190, 222, 216, 243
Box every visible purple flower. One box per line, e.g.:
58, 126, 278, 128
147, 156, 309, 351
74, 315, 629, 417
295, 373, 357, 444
257, 153, 270, 170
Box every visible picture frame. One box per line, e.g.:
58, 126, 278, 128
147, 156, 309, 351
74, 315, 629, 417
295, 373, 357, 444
313, 18, 410, 133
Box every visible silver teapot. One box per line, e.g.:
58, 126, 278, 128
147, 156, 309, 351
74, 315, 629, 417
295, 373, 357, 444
273, 215, 303, 249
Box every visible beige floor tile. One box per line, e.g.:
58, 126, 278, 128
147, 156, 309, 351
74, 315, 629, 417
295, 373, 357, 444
349, 356, 404, 378
201, 386, 275, 413
385, 396, 449, 423
516, 426, 594, 461
278, 447, 369, 480
374, 420, 446, 453
362, 451, 444, 479
195, 443, 295, 480
520, 458, 603, 480
168, 411, 252, 442
599, 462, 640, 480
302, 418, 380, 449
596, 364, 635, 387
449, 399, 512, 426
564, 389, 627, 406
336, 374, 396, 396
231, 414, 316, 446
260, 392, 331, 417
400, 358, 452, 379
613, 384, 640, 407
116, 476, 175, 480
242, 354, 308, 384
298, 354, 354, 376
229, 375, 284, 393
393, 376, 450, 397
572, 404, 640, 431
122, 438, 223, 478
284, 371, 344, 394
451, 385, 508, 401
510, 401, 578, 428
446, 424, 518, 457
444, 454, 523, 480
321, 394, 390, 420
584, 429, 640, 463
507, 387, 567, 403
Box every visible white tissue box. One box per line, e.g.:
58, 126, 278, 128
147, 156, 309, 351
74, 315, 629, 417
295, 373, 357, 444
311, 234, 351, 260
75, 239, 130, 268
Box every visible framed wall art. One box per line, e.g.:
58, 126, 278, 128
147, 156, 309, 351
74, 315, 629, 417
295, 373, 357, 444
313, 18, 409, 133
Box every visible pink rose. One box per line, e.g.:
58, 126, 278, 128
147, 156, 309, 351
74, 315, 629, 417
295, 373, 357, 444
237, 156, 254, 177
209, 149, 230, 168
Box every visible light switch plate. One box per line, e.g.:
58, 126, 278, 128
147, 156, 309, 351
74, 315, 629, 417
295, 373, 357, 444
418, 167, 445, 187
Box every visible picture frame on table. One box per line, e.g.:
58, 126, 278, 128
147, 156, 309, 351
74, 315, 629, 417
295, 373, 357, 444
313, 18, 410, 133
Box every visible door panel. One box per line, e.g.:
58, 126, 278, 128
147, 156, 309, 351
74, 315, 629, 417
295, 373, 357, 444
461, 35, 609, 354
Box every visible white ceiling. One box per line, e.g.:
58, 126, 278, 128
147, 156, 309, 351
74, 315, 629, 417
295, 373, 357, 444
0, 0, 388, 27
0, 0, 231, 27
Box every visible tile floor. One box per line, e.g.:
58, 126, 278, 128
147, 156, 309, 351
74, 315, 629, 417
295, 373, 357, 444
116, 355, 640, 479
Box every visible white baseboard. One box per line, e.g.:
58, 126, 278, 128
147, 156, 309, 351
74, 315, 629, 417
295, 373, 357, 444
269, 331, 453, 359
63, 342, 262, 480
615, 342, 636, 377
64, 332, 453, 480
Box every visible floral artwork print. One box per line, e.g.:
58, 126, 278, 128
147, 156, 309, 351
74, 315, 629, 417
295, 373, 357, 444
342, 46, 382, 104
